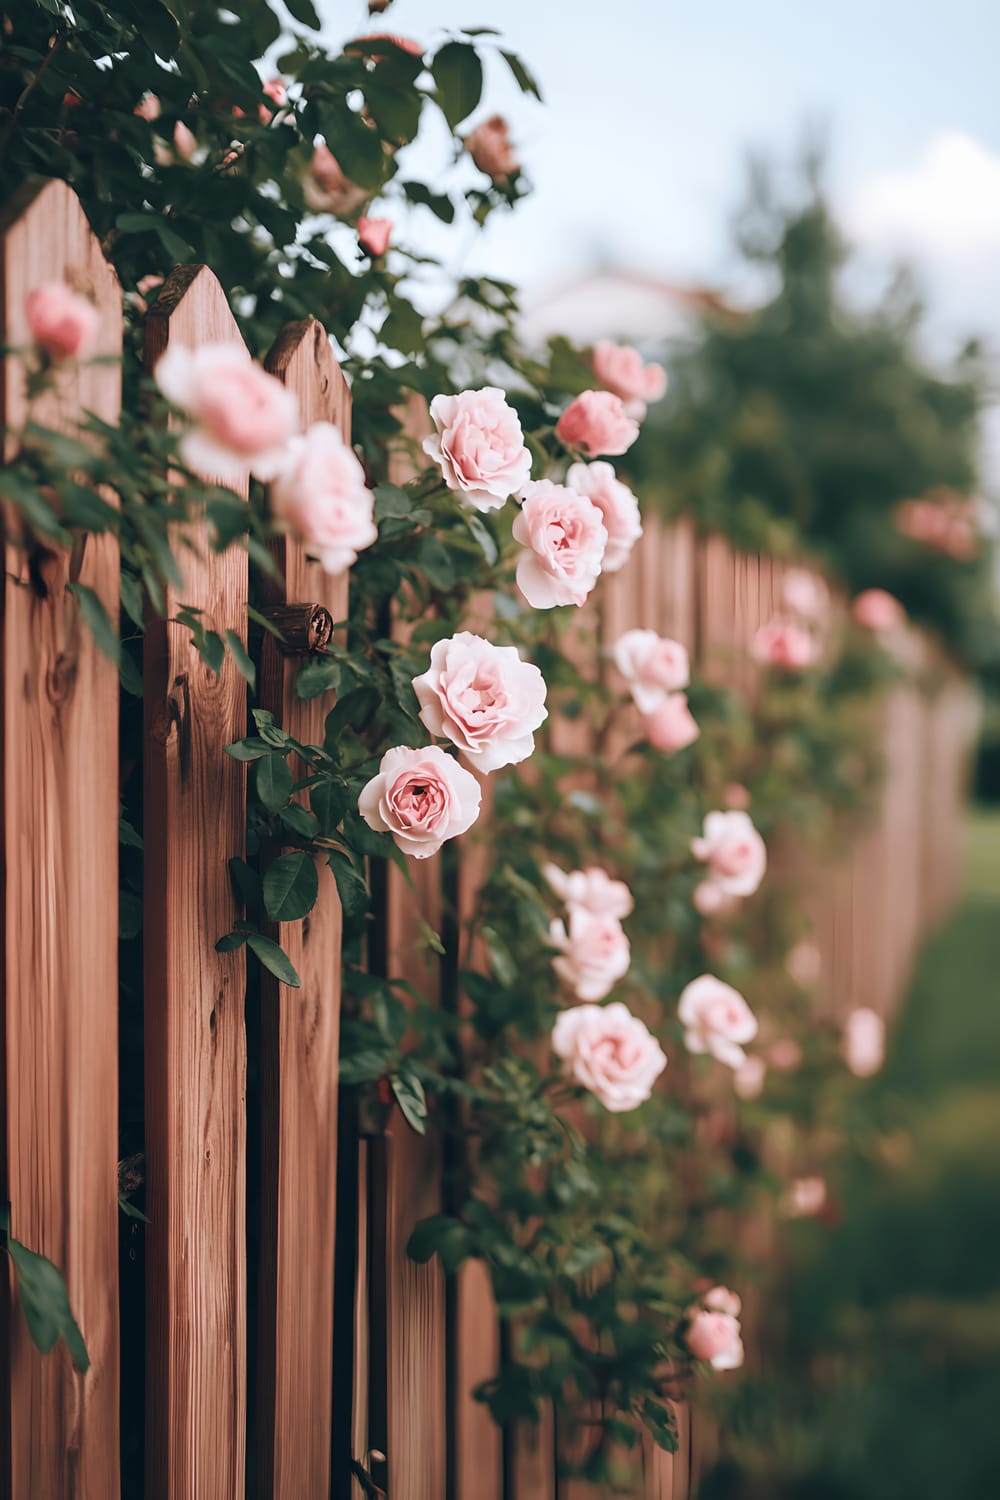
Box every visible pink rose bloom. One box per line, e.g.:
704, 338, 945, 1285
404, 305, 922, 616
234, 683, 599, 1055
642, 693, 700, 753
613, 629, 689, 713
464, 115, 518, 179
369, 0, 393, 11
26, 282, 100, 361
751, 618, 817, 671
724, 783, 751, 810
358, 745, 481, 858
422, 387, 531, 513
556, 390, 639, 458
692, 810, 767, 898
354, 32, 423, 57
259, 78, 287, 124
543, 864, 634, 920
269, 421, 377, 575
843, 1007, 885, 1078
704, 1286, 742, 1318
550, 908, 631, 1002
304, 143, 369, 215
512, 480, 607, 609
786, 940, 821, 985
565, 461, 642, 572
692, 881, 739, 919
154, 341, 299, 484
551, 1001, 666, 1112
852, 589, 905, 631
782, 1175, 828, 1219
357, 215, 392, 258
685, 1309, 744, 1370
172, 120, 197, 160
134, 93, 161, 121
895, 498, 946, 547
782, 568, 829, 621
591, 341, 667, 420
733, 1055, 767, 1100
412, 631, 547, 772
678, 975, 758, 1069
768, 1038, 803, 1071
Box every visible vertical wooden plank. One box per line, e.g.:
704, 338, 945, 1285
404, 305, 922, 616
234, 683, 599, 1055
251, 319, 350, 1498
511, 1401, 556, 1500
143, 267, 248, 1500
0, 176, 121, 1500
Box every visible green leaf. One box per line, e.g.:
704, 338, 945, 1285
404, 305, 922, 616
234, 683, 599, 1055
311, 780, 347, 834
328, 850, 370, 924
6, 1237, 89, 1371
119, 814, 143, 850
263, 851, 319, 922
119, 650, 143, 698
295, 656, 342, 700
279, 802, 319, 839
400, 180, 456, 223
226, 737, 274, 762
228, 857, 262, 915
0, 468, 67, 540
68, 584, 119, 666
215, 931, 248, 953
115, 212, 192, 265
390, 1069, 427, 1135
563, 1242, 610, 1278
117, 0, 181, 57
199, 631, 226, 675
246, 932, 301, 988
373, 484, 414, 520
118, 1195, 150, 1224
501, 50, 543, 101
431, 41, 484, 128
406, 1214, 470, 1272
284, 0, 321, 29
256, 754, 293, 811
224, 630, 256, 690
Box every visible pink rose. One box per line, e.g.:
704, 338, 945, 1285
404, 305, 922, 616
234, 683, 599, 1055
768, 1039, 803, 1071
550, 909, 631, 1002
556, 390, 639, 458
304, 143, 369, 215
678, 975, 758, 1069
786, 940, 821, 985
724, 783, 750, 810
642, 693, 700, 753
692, 811, 767, 898
704, 1285, 742, 1318
591, 341, 667, 420
613, 629, 690, 713
423, 387, 531, 513
464, 115, 518, 179
512, 480, 607, 609
259, 78, 287, 124
357, 215, 392, 258
733, 1055, 767, 1100
542, 864, 634, 920
172, 120, 197, 160
692, 881, 739, 919
751, 618, 817, 671
412, 631, 547, 772
685, 1308, 744, 1370
135, 94, 161, 122
782, 568, 829, 621
852, 589, 905, 631
551, 1001, 666, 1112
782, 1175, 828, 1219
843, 1007, 885, 1078
269, 421, 377, 575
353, 32, 423, 58
154, 341, 299, 484
26, 282, 100, 361
368, 0, 393, 11
358, 745, 481, 858
565, 461, 642, 572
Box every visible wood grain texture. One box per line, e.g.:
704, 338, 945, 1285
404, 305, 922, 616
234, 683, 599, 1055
251, 318, 350, 1500
142, 266, 248, 1500
0, 177, 122, 1500
509, 1400, 555, 1500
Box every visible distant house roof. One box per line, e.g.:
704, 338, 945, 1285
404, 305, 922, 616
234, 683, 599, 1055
520, 265, 735, 348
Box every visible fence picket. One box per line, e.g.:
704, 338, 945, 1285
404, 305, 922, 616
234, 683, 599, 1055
0, 175, 122, 1500
142, 265, 249, 1500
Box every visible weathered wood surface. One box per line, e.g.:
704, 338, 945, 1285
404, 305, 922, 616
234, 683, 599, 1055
143, 266, 248, 1500
250, 318, 349, 1499
0, 176, 122, 1500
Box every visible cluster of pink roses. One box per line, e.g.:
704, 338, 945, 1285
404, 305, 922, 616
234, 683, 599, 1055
685, 1286, 745, 1371
614, 629, 699, 752
751, 567, 828, 673
895, 490, 980, 561
691, 809, 767, 914
545, 863, 633, 1002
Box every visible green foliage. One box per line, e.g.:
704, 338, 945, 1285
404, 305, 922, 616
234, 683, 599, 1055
4, 1228, 89, 1372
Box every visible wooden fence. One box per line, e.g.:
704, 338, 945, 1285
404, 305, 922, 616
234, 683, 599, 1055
0, 181, 976, 1499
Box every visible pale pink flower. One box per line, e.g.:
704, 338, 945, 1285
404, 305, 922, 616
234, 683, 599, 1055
550, 908, 631, 1003
353, 32, 423, 57
852, 589, 905, 631
685, 1308, 744, 1370
768, 1039, 803, 1071
423, 387, 530, 513
782, 1175, 828, 1219
357, 215, 392, 257
172, 120, 197, 160
843, 1007, 885, 1078
134, 93, 161, 121
678, 975, 758, 1069
358, 745, 481, 858
692, 881, 739, 919
556, 390, 639, 458
642, 693, 700, 753
412, 632, 547, 772
613, 629, 689, 713
565, 461, 642, 572
269, 421, 377, 575
304, 143, 369, 215
259, 78, 287, 124
512, 480, 607, 609
786, 940, 821, 985
551, 1001, 666, 1112
542, 864, 634, 921
724, 783, 751, 810
733, 1055, 767, 1100
704, 1286, 742, 1318
464, 115, 518, 179
896, 495, 979, 561
591, 341, 667, 420
782, 568, 829, 621
154, 341, 299, 483
26, 282, 100, 361
751, 618, 818, 671
692, 811, 767, 898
